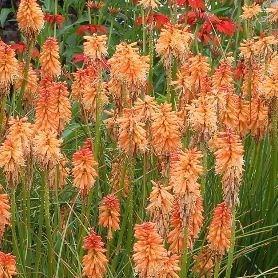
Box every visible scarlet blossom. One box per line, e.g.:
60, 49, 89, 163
175, 0, 205, 10
135, 13, 170, 29
215, 19, 236, 36
10, 42, 26, 54
76, 24, 107, 36
44, 12, 65, 27
72, 53, 88, 63
31, 47, 40, 59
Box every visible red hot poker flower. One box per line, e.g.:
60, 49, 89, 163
76, 24, 108, 36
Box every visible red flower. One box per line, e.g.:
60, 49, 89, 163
76, 24, 107, 36
72, 53, 88, 64
44, 13, 65, 27
176, 0, 205, 9
31, 48, 40, 59
135, 13, 169, 29
10, 42, 26, 54
215, 19, 236, 36
188, 0, 205, 9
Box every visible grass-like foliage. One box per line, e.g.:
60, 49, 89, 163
0, 0, 277, 277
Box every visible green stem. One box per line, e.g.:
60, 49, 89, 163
225, 209, 236, 278
34, 184, 45, 278
166, 65, 172, 103
180, 227, 189, 277
11, 188, 27, 277
88, 7, 92, 24
18, 40, 33, 112
141, 8, 146, 54
0, 96, 6, 134
214, 258, 221, 278
108, 19, 114, 51
267, 97, 278, 219
43, 170, 54, 276
54, 0, 58, 37
148, 24, 154, 95
142, 152, 147, 218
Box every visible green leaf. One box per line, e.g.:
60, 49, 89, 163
0, 8, 12, 28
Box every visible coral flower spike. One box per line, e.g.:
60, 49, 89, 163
82, 229, 108, 278
99, 194, 120, 239
40, 37, 61, 78
17, 0, 44, 38
0, 42, 19, 94
133, 222, 167, 278
207, 202, 232, 255
0, 252, 17, 277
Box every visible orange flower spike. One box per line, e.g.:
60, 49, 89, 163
156, 24, 193, 68
207, 202, 232, 255
167, 199, 184, 254
71, 65, 97, 100
170, 148, 203, 197
0, 252, 17, 277
209, 130, 244, 207
189, 196, 204, 243
209, 131, 244, 176
138, 0, 161, 9
159, 252, 180, 278
40, 37, 61, 78
0, 138, 25, 183
193, 247, 214, 277
33, 131, 62, 168
99, 194, 120, 239
151, 103, 182, 155
72, 145, 98, 196
51, 82, 72, 132
133, 222, 167, 278
82, 229, 108, 278
146, 181, 174, 236
187, 95, 218, 140
34, 85, 59, 132
0, 42, 19, 93
212, 57, 234, 92
109, 42, 150, 89
7, 116, 33, 156
266, 3, 278, 22
250, 96, 269, 139
0, 192, 11, 239
241, 3, 261, 20
133, 96, 158, 123
17, 0, 44, 38
117, 108, 147, 155
83, 34, 108, 61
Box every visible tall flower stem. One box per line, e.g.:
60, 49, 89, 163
142, 152, 147, 218
43, 170, 54, 276
54, 0, 58, 37
214, 258, 221, 278
225, 209, 236, 278
166, 65, 172, 103
180, 227, 189, 277
108, 19, 114, 51
11, 188, 27, 277
148, 24, 154, 95
141, 8, 147, 54
267, 97, 278, 220
18, 39, 34, 112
